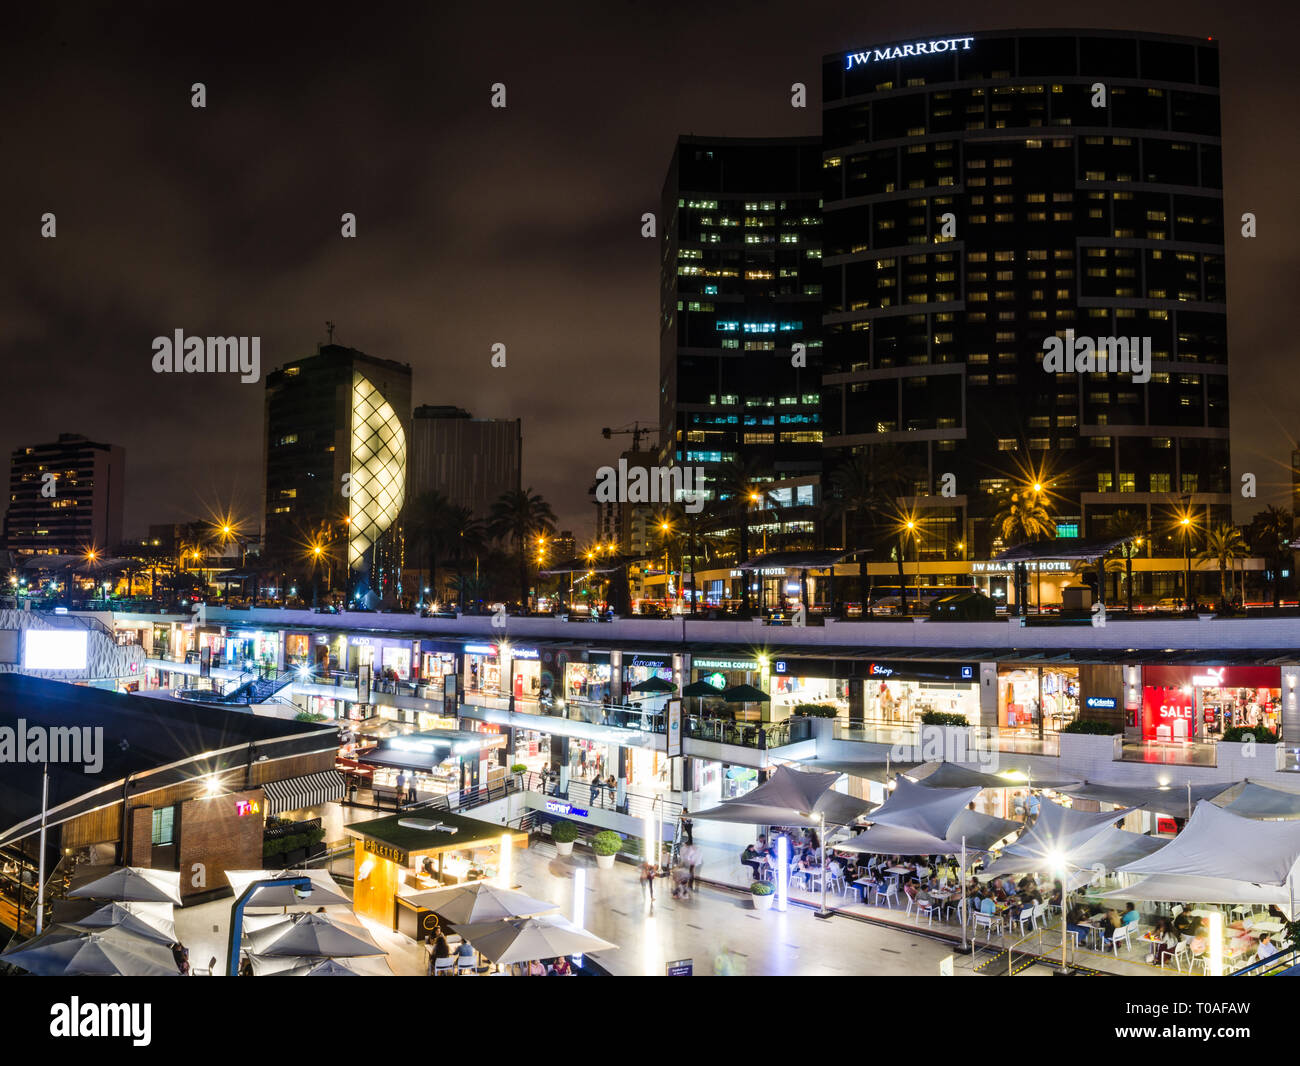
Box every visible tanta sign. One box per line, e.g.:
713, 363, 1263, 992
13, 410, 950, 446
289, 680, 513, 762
845, 36, 975, 70
235, 799, 261, 817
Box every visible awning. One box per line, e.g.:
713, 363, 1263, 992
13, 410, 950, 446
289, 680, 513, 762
1220, 782, 1300, 820
1062, 780, 1237, 813
263, 770, 346, 815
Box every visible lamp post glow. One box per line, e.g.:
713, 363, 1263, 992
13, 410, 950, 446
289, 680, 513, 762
572, 867, 586, 966
775, 835, 789, 912
498, 832, 513, 889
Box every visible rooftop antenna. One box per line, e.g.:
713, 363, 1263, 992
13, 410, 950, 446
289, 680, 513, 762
326, 321, 336, 345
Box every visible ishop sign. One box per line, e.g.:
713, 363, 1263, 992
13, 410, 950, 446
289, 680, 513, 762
845, 36, 975, 70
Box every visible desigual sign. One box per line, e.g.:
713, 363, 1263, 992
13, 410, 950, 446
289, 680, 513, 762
845, 36, 975, 70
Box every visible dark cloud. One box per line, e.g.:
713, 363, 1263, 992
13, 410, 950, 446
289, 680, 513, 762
1, 0, 1297, 536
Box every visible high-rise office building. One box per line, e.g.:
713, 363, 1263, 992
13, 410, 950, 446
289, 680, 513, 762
407, 405, 520, 520
659, 136, 825, 502
262, 345, 411, 593
820, 30, 1229, 557
4, 434, 125, 554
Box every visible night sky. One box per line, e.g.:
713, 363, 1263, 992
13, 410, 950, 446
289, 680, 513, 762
3, 1, 1297, 537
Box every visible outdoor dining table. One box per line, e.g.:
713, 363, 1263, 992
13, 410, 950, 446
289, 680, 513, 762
1250, 919, 1284, 933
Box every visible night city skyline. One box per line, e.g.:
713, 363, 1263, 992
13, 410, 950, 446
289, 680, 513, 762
4, 2, 1299, 538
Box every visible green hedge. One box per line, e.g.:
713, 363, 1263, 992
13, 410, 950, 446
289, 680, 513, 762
1220, 726, 1280, 744
750, 881, 775, 896
1061, 719, 1121, 735
792, 704, 838, 718
920, 711, 969, 727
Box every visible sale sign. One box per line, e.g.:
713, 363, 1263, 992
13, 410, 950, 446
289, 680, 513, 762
1142, 686, 1194, 742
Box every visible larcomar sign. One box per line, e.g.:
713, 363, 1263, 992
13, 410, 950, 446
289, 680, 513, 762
845, 36, 975, 70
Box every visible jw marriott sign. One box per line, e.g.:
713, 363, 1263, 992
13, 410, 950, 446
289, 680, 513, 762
844, 36, 975, 70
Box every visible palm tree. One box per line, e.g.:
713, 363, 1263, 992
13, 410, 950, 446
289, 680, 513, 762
1196, 523, 1250, 610
1106, 510, 1147, 613
406, 490, 459, 603
449, 507, 488, 611
488, 488, 556, 613
828, 447, 925, 614
713, 457, 768, 614
991, 489, 1056, 614
1248, 506, 1294, 609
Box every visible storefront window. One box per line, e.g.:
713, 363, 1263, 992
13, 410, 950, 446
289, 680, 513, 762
769, 675, 849, 720
1141, 665, 1282, 742
565, 661, 611, 703
997, 667, 1079, 733
863, 679, 977, 724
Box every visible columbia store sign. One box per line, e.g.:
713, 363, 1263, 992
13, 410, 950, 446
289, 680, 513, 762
845, 36, 975, 70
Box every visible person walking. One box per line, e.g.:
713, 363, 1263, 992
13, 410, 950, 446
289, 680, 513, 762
684, 841, 701, 891
406, 773, 418, 803
681, 809, 694, 845
589, 775, 601, 807
640, 860, 656, 907
395, 771, 407, 808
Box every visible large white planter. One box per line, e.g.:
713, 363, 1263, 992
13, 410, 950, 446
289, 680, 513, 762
751, 892, 774, 911
594, 852, 616, 870
555, 840, 574, 857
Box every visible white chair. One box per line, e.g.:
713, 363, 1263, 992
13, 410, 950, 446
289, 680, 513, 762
1110, 924, 1134, 954
974, 912, 1002, 941
877, 880, 899, 908
805, 869, 826, 894
1016, 906, 1037, 936
827, 865, 847, 896
433, 956, 456, 976
916, 898, 937, 926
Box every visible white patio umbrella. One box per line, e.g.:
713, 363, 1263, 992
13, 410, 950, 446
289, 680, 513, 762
404, 882, 558, 925
453, 914, 616, 964
245, 911, 384, 958
67, 866, 183, 904
225, 869, 351, 910
247, 953, 396, 976
0, 926, 182, 976
58, 901, 176, 945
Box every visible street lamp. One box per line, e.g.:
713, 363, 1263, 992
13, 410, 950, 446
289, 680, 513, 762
1179, 513, 1193, 610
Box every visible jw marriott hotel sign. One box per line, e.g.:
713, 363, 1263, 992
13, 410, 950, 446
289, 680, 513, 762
845, 36, 975, 70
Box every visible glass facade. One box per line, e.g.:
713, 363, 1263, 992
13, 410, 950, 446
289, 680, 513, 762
821, 31, 1229, 558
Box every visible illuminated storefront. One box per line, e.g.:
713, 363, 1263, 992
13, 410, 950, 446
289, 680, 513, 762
997, 667, 1080, 732
768, 658, 850, 721
463, 642, 541, 700
565, 654, 611, 703
1141, 665, 1282, 743
225, 629, 279, 669
861, 660, 978, 725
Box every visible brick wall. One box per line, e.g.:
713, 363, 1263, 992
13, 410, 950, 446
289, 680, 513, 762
127, 806, 152, 867
175, 789, 265, 900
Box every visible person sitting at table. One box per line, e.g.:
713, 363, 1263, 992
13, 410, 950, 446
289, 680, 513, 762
978, 893, 998, 916
741, 844, 763, 878
1172, 906, 1195, 937
1145, 917, 1178, 966
1066, 904, 1092, 947
1101, 907, 1124, 945
1048, 880, 1063, 908
1257, 932, 1278, 961
1121, 902, 1141, 928
551, 954, 572, 975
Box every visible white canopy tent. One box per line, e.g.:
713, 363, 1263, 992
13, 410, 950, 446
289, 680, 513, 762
1220, 782, 1300, 821
1120, 800, 1300, 891
865, 776, 980, 839
1097, 874, 1293, 913
1000, 798, 1134, 865
837, 810, 1020, 857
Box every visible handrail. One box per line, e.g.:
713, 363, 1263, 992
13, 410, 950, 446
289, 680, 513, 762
1230, 944, 1299, 976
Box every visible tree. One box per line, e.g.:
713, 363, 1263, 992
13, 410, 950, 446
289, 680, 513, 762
448, 507, 487, 611
1196, 523, 1250, 610
713, 456, 768, 614
991, 489, 1056, 614
1248, 506, 1294, 609
828, 446, 924, 614
488, 488, 556, 613
406, 491, 459, 603
1106, 510, 1147, 612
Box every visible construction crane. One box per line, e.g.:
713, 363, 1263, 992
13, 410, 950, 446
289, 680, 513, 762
601, 421, 658, 453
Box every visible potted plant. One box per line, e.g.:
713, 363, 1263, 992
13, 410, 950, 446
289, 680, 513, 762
551, 819, 580, 856
510, 763, 528, 788
591, 830, 623, 869
750, 880, 775, 911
